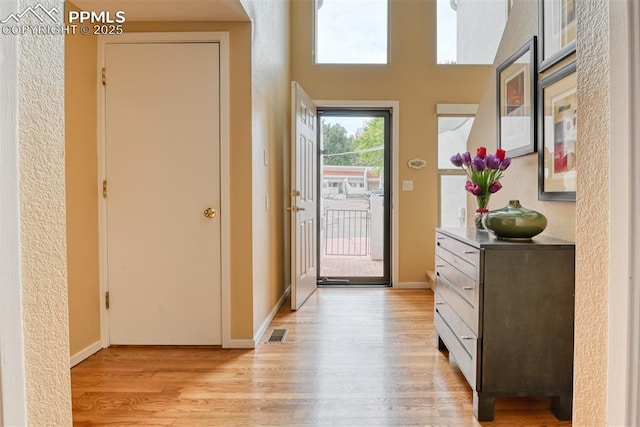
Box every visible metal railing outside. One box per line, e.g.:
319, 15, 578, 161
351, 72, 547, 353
324, 209, 370, 256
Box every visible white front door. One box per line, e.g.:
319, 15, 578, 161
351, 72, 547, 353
104, 42, 221, 344
290, 82, 318, 310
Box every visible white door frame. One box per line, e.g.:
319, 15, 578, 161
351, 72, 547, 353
607, 0, 639, 424
631, 3, 640, 414
0, 0, 28, 419
97, 32, 232, 348
314, 100, 400, 287
630, 1, 640, 419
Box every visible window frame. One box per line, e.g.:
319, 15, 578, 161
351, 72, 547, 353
436, 104, 478, 227
313, 0, 390, 65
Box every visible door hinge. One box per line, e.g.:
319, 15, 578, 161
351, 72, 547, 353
102, 68, 106, 85
102, 180, 108, 198
105, 291, 110, 309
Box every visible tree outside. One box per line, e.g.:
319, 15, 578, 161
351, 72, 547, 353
321, 118, 384, 170
355, 117, 384, 171
322, 122, 358, 166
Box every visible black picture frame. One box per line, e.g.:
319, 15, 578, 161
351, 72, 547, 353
497, 37, 537, 158
538, 61, 577, 201
538, 0, 577, 72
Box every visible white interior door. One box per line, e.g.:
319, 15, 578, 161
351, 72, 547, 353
105, 42, 221, 344
290, 82, 318, 310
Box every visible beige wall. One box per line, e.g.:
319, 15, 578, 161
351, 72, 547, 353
466, 0, 576, 242
18, 0, 73, 422
239, 0, 291, 335
65, 3, 101, 356
291, 0, 490, 282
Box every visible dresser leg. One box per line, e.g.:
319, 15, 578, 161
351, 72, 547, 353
473, 392, 495, 421
551, 394, 572, 420
437, 335, 447, 351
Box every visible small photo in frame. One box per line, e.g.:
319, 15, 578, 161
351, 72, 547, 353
538, 0, 577, 71
538, 61, 577, 201
497, 37, 536, 158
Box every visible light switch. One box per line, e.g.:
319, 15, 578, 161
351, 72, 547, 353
402, 180, 413, 191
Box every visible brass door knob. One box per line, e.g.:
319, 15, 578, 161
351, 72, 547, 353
204, 208, 216, 218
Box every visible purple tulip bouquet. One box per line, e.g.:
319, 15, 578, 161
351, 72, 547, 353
450, 146, 511, 226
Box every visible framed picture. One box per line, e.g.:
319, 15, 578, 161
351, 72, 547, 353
538, 61, 576, 201
497, 37, 536, 158
538, 0, 577, 71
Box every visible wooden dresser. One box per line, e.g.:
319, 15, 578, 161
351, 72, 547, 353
434, 228, 575, 421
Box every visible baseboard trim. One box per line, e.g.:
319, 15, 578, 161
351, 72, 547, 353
70, 340, 104, 367
253, 285, 291, 346
224, 339, 256, 349
395, 281, 431, 289
426, 270, 436, 284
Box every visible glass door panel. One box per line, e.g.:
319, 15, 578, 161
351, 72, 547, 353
317, 110, 390, 285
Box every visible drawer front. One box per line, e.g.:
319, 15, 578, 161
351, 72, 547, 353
435, 232, 480, 268
435, 272, 478, 333
435, 253, 480, 309
434, 299, 478, 389
435, 241, 480, 283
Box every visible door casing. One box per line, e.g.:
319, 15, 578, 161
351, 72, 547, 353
97, 32, 233, 348
607, 1, 640, 424
0, 2, 27, 419
316, 108, 392, 285
313, 100, 400, 287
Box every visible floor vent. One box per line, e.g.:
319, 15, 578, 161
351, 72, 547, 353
266, 328, 288, 343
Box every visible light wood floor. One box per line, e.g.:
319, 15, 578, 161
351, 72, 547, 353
71, 289, 572, 426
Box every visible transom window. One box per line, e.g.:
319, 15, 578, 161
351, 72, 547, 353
314, 0, 388, 64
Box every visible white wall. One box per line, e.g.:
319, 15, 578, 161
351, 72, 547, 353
14, 0, 72, 423
573, 1, 610, 424
457, 0, 507, 64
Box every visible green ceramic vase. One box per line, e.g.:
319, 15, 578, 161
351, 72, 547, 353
482, 200, 547, 241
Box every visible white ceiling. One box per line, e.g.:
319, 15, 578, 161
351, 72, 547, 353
70, 0, 249, 22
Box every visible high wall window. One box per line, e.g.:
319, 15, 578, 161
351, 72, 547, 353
314, 0, 388, 64
437, 105, 476, 227
437, 0, 509, 64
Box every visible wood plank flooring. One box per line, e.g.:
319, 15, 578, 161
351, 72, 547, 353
71, 289, 572, 426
